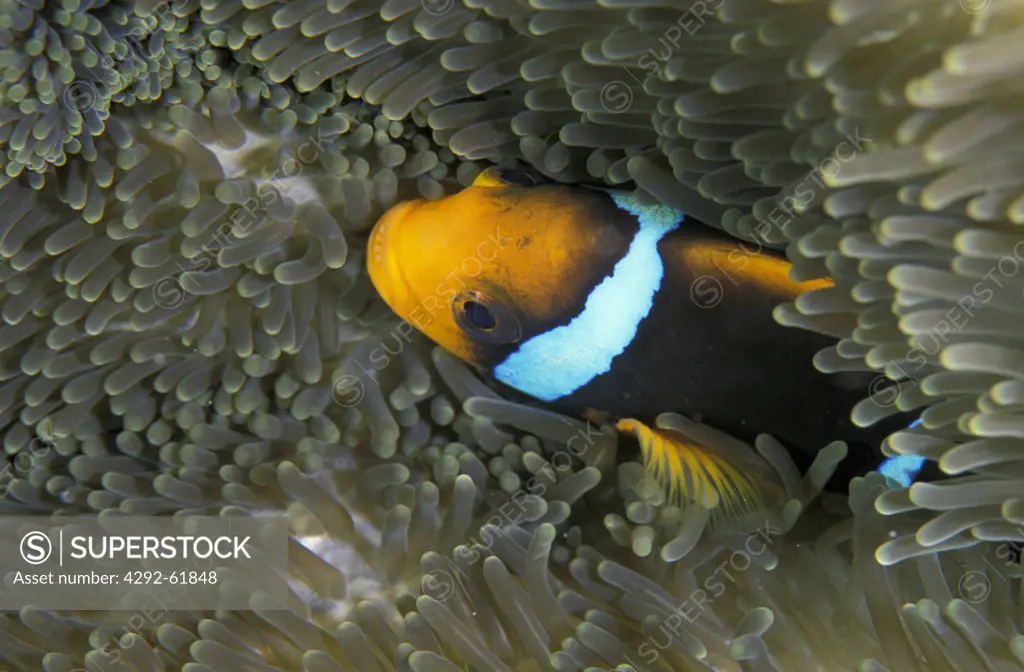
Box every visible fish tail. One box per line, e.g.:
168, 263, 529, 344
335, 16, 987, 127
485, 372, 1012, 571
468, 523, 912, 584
615, 417, 784, 528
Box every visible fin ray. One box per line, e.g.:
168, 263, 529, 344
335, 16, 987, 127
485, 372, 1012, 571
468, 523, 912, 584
616, 418, 778, 527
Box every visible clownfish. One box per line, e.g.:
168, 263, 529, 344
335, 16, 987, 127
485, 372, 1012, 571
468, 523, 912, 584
366, 167, 925, 523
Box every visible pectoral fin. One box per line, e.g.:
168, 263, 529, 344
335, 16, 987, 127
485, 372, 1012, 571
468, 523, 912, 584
616, 417, 784, 526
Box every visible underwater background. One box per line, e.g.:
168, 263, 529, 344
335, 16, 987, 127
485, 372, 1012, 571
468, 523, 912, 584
0, 0, 1022, 670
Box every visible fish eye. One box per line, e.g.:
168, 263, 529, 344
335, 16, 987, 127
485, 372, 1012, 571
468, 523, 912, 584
463, 300, 496, 330
452, 290, 521, 344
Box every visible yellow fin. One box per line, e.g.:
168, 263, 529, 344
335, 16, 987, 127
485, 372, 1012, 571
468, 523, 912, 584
472, 166, 540, 188
677, 240, 832, 300
472, 167, 508, 188
616, 417, 781, 527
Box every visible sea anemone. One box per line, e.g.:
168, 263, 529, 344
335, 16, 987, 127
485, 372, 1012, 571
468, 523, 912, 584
0, 0, 1022, 671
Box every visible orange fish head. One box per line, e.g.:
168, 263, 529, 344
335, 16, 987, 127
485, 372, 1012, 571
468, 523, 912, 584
366, 168, 631, 369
